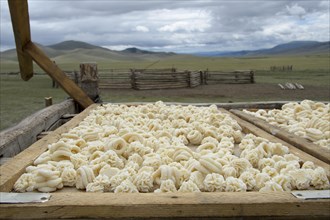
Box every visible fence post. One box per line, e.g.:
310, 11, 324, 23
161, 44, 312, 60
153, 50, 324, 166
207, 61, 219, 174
131, 69, 137, 90
205, 69, 209, 85
250, 71, 255, 83
79, 63, 100, 102
44, 97, 52, 107
187, 71, 191, 88
74, 70, 79, 84
200, 71, 204, 85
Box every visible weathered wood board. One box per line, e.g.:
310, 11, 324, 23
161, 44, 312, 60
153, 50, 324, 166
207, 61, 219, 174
0, 103, 329, 219
8, 0, 33, 81
0, 100, 76, 158
230, 109, 330, 164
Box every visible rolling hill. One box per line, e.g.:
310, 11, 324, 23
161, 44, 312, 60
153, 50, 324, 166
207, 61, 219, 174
0, 40, 176, 63
1, 40, 328, 65
194, 41, 330, 57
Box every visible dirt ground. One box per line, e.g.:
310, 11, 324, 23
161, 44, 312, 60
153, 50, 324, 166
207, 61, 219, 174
101, 83, 330, 103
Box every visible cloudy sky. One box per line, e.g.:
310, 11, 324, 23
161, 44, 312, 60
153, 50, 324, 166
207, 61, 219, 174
0, 0, 329, 53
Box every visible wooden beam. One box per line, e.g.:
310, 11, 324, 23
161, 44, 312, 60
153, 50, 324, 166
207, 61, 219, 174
8, 0, 33, 81
0, 100, 76, 158
24, 42, 94, 108
0, 192, 329, 219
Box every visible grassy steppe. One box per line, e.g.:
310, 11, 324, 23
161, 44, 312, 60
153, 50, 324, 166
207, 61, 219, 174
1, 54, 329, 72
0, 54, 329, 131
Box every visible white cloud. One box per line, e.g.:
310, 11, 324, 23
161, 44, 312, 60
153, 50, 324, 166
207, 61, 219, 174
158, 21, 210, 32
135, 25, 149, 32
286, 4, 306, 18
103, 45, 137, 51
0, 1, 329, 52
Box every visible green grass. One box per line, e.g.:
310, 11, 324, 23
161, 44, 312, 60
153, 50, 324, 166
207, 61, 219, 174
0, 75, 67, 130
0, 54, 329, 131
1, 54, 329, 73
255, 69, 330, 86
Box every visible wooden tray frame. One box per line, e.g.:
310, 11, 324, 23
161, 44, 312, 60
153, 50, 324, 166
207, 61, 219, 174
1, 104, 329, 219
230, 109, 330, 164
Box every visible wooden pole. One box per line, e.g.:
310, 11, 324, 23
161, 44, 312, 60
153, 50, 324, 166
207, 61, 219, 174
44, 97, 53, 107
24, 42, 94, 108
79, 63, 100, 102
8, 0, 33, 81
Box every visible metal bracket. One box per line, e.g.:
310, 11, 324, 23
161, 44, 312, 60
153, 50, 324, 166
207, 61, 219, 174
0, 192, 51, 203
292, 190, 330, 200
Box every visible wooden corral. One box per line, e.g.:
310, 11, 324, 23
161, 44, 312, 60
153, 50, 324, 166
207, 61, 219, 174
0, 103, 329, 219
97, 69, 254, 90
270, 65, 293, 71
205, 70, 255, 84
132, 70, 191, 90
98, 69, 132, 89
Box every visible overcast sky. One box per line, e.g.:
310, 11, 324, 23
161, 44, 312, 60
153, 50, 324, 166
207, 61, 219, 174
0, 0, 329, 53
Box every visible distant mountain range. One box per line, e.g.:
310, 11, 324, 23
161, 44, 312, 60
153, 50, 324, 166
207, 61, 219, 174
0, 40, 328, 64
0, 40, 175, 63
194, 41, 329, 57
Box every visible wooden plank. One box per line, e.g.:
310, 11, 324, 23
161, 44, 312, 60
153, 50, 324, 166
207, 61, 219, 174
8, 0, 33, 81
230, 109, 330, 164
106, 101, 289, 109
0, 104, 98, 192
0, 100, 76, 158
0, 157, 11, 166
24, 42, 94, 108
0, 192, 329, 219
221, 109, 330, 178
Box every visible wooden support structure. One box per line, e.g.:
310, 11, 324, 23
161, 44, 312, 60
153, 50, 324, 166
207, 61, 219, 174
8, 0, 94, 109
23, 42, 94, 108
8, 0, 33, 81
230, 109, 330, 164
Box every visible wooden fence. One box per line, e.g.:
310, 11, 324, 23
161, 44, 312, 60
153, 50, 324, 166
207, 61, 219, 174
63, 68, 254, 90
270, 65, 293, 71
98, 69, 132, 89
205, 70, 254, 84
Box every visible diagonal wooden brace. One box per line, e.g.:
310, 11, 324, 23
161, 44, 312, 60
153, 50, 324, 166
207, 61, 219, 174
24, 42, 94, 108
8, 0, 94, 108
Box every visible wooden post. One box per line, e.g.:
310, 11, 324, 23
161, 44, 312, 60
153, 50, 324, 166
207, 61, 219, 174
205, 69, 209, 85
8, 0, 33, 81
187, 71, 191, 88
45, 97, 53, 107
74, 71, 79, 84
130, 69, 136, 90
200, 71, 204, 85
79, 63, 100, 102
250, 71, 255, 83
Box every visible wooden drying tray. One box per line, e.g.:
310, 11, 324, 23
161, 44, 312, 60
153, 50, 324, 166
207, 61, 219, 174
230, 109, 330, 164
1, 103, 329, 219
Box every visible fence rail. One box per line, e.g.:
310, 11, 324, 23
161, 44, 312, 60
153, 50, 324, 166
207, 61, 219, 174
205, 70, 254, 84
63, 68, 254, 90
